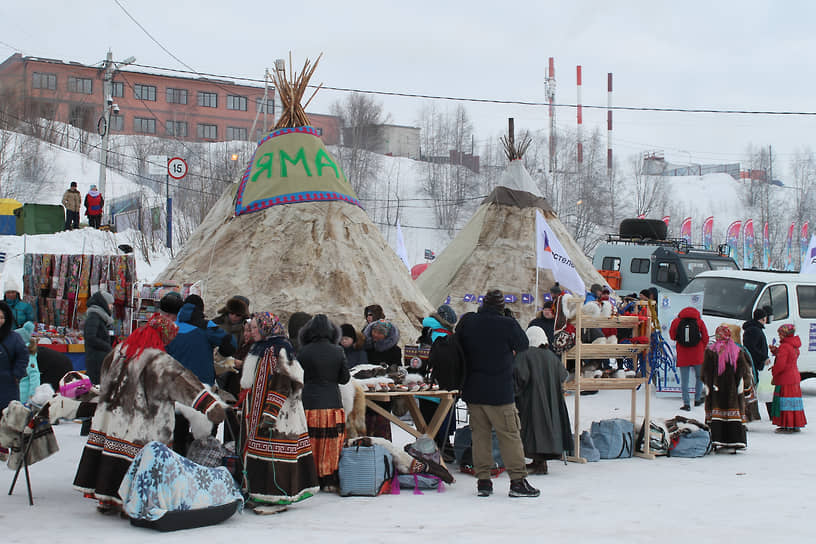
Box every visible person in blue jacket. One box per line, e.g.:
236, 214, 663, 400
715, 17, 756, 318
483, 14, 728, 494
3, 280, 35, 328
0, 301, 28, 413
166, 294, 236, 456
166, 294, 236, 386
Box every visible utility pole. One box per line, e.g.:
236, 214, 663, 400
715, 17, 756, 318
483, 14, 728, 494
97, 50, 134, 224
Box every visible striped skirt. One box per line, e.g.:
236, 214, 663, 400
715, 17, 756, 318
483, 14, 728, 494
771, 384, 807, 429
306, 408, 346, 486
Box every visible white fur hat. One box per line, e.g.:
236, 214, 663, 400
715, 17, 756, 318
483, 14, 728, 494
526, 326, 549, 348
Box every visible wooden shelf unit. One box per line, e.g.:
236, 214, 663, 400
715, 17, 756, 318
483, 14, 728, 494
561, 302, 655, 462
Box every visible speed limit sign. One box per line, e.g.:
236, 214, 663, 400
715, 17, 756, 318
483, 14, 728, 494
168, 157, 188, 180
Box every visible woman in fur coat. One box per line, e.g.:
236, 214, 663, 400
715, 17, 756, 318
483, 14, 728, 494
701, 324, 752, 451
73, 313, 226, 513
297, 314, 350, 492
514, 326, 573, 473
240, 312, 318, 507
769, 324, 807, 433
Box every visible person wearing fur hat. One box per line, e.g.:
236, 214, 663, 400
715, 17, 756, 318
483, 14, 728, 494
84, 291, 115, 385
0, 302, 28, 413
288, 311, 313, 353
3, 279, 35, 329
74, 313, 226, 514
363, 304, 385, 328
339, 323, 367, 369
769, 324, 807, 433
158, 292, 183, 320
421, 304, 457, 345
213, 296, 250, 348
362, 318, 402, 440
297, 314, 350, 492
455, 289, 539, 498
239, 312, 319, 507
513, 326, 573, 474
701, 324, 753, 451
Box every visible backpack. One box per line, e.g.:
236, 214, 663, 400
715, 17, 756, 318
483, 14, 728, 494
589, 418, 634, 459
428, 333, 465, 391
636, 419, 670, 456
676, 317, 701, 347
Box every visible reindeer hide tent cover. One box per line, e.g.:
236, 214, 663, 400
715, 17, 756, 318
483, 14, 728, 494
157, 124, 434, 337
416, 160, 610, 326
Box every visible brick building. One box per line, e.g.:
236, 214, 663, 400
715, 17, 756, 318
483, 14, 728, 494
0, 53, 340, 144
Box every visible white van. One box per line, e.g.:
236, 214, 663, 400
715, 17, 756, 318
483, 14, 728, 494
682, 270, 816, 378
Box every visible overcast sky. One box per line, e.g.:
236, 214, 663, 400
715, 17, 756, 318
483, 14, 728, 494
3, 1, 816, 179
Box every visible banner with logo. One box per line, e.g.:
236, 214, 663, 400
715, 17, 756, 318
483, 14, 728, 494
785, 222, 795, 271
726, 220, 742, 261
763, 222, 771, 269
743, 219, 754, 269
702, 216, 713, 250
801, 221, 810, 267
680, 217, 692, 245
536, 210, 585, 296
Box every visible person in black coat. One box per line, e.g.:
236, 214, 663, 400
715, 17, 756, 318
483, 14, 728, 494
0, 301, 28, 413
83, 291, 114, 385
455, 289, 539, 498
528, 300, 556, 347
743, 308, 770, 372
297, 314, 350, 492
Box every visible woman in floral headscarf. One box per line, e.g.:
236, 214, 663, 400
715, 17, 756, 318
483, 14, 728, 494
701, 324, 753, 451
74, 313, 226, 513
239, 312, 318, 508
769, 324, 807, 433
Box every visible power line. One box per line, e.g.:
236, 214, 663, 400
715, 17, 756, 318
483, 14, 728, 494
124, 63, 816, 117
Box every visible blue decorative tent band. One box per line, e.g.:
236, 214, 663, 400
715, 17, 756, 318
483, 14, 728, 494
239, 191, 360, 213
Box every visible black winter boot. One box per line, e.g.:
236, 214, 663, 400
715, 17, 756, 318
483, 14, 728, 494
509, 478, 540, 498
476, 479, 493, 497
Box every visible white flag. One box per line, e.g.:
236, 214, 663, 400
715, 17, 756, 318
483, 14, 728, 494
802, 234, 816, 274
395, 220, 410, 270
535, 210, 586, 295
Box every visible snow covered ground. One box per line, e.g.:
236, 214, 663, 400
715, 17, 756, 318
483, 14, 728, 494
4, 380, 813, 543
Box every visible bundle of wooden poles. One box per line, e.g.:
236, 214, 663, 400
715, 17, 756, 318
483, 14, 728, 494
271, 53, 324, 130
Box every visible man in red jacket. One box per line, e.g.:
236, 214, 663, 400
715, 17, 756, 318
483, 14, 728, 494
669, 307, 709, 411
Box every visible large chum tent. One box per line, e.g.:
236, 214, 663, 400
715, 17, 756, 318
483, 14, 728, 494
417, 158, 610, 326
158, 56, 433, 335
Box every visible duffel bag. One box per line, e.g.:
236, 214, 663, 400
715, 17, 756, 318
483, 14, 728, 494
590, 418, 634, 459
670, 429, 712, 458
339, 443, 393, 497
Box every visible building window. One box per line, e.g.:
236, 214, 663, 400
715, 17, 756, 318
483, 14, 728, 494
166, 120, 188, 137
226, 126, 247, 141
31, 72, 57, 90
197, 91, 217, 108
227, 95, 247, 111
166, 88, 188, 105
68, 77, 92, 94
256, 98, 274, 114
134, 117, 156, 134
111, 81, 124, 98
197, 123, 217, 139
134, 84, 157, 101
110, 114, 124, 132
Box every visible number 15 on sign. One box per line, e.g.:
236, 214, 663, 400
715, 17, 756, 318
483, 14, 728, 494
168, 157, 188, 180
